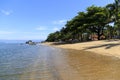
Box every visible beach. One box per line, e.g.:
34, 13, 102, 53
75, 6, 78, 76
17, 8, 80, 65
1, 41, 120, 80
43, 40, 120, 58
41, 40, 120, 80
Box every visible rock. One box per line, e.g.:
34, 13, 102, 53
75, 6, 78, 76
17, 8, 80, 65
26, 40, 36, 45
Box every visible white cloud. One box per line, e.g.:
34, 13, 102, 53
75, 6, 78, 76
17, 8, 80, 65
1, 10, 13, 16
36, 26, 60, 31
0, 31, 48, 40
0, 31, 15, 35
53, 27, 59, 31
53, 20, 67, 25
36, 26, 47, 30
16, 32, 48, 40
19, 32, 49, 40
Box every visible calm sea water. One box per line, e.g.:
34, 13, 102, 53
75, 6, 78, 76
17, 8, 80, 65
0, 43, 60, 80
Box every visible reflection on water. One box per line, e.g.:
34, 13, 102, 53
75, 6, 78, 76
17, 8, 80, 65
0, 44, 120, 80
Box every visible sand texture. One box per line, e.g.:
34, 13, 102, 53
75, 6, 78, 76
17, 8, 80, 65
43, 40, 120, 58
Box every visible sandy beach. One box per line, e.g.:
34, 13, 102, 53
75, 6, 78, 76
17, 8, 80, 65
40, 40, 120, 80
43, 40, 120, 58
1, 41, 120, 80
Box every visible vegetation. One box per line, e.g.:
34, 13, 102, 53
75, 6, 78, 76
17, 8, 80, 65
46, 0, 120, 42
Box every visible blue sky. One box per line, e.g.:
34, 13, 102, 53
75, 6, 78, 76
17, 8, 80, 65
0, 0, 114, 40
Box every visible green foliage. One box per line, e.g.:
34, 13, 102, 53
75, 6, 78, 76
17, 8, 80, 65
46, 1, 120, 42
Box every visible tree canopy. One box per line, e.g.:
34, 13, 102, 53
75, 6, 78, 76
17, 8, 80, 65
46, 1, 120, 42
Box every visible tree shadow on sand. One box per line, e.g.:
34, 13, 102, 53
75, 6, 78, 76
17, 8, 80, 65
83, 43, 120, 50
50, 41, 94, 45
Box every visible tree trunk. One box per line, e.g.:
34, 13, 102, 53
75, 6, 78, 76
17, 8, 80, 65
80, 34, 83, 41
97, 29, 101, 40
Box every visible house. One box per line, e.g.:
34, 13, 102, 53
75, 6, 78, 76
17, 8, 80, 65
89, 34, 105, 40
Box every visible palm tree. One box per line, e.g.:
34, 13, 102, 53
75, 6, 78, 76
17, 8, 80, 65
106, 0, 120, 38
115, 0, 120, 38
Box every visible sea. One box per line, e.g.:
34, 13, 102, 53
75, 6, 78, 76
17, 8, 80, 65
0, 41, 62, 80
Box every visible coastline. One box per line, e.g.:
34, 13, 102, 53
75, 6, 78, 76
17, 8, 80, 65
43, 40, 120, 58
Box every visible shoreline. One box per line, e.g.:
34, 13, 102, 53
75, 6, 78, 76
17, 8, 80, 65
42, 40, 120, 58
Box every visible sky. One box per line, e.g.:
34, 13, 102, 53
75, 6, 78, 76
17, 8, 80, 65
0, 0, 114, 40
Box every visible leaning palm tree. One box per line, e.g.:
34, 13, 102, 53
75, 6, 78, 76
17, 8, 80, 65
106, 3, 115, 22
106, 0, 120, 38
114, 0, 120, 23
114, 0, 120, 38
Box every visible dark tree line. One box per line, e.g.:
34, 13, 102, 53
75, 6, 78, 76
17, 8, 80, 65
46, 0, 120, 42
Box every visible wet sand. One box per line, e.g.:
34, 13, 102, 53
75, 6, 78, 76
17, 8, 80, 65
19, 47, 120, 80
41, 40, 120, 80
64, 49, 120, 80
19, 48, 81, 80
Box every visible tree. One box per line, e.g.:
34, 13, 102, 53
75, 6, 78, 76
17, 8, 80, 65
115, 0, 120, 38
104, 25, 116, 39
46, 31, 61, 42
106, 0, 120, 38
46, 2, 120, 42
86, 5, 108, 40
65, 12, 87, 41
